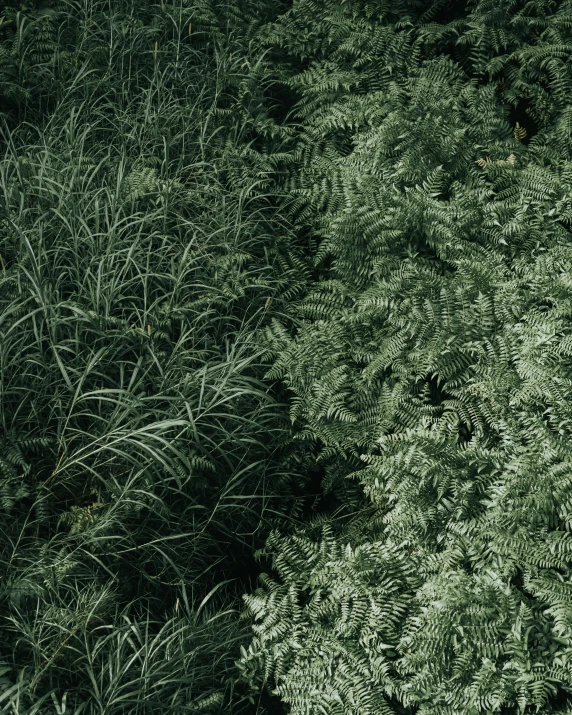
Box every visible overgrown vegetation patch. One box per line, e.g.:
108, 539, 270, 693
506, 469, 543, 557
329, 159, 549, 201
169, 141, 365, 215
2, 0, 572, 714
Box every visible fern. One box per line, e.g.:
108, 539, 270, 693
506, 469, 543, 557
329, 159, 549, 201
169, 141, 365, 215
238, 0, 572, 713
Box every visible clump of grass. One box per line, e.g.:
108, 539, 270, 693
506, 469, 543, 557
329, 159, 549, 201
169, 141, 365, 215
0, 0, 309, 712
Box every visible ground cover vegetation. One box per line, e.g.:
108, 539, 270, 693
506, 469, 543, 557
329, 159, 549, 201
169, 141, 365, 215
2, 0, 572, 714
235, 0, 572, 713
0, 0, 312, 712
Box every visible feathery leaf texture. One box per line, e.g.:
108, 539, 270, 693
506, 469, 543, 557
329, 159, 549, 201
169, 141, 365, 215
238, 0, 572, 713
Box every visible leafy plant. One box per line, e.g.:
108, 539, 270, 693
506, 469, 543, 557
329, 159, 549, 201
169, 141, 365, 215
238, 0, 572, 713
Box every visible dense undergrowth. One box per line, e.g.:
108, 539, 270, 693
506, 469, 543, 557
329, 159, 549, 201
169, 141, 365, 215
0, 0, 311, 712
3, 0, 572, 714
236, 0, 572, 714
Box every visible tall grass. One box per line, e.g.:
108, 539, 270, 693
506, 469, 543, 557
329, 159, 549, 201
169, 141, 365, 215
0, 0, 310, 712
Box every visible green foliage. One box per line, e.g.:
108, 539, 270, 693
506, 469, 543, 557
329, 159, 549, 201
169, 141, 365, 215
237, 0, 572, 713
7, 0, 572, 711
0, 0, 308, 713
0, 0, 62, 121
238, 511, 421, 715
